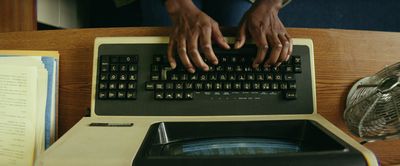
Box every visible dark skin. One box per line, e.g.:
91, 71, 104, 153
166, 0, 292, 73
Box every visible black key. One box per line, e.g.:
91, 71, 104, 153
243, 82, 251, 90
151, 72, 160, 81
119, 73, 127, 81
171, 74, 179, 81
226, 66, 234, 72
98, 91, 107, 99
101, 65, 108, 72
175, 83, 184, 90
151, 64, 160, 72
285, 91, 297, 99
110, 64, 118, 71
280, 83, 288, 90
199, 74, 207, 81
120, 65, 127, 71
129, 64, 138, 72
224, 82, 232, 90
165, 92, 174, 100
117, 91, 126, 99
247, 74, 255, 81
289, 82, 296, 90
165, 82, 174, 90
253, 83, 261, 90
118, 83, 126, 90
216, 66, 224, 71
110, 57, 119, 63
219, 74, 227, 81
285, 66, 293, 73
244, 66, 253, 72
100, 73, 108, 81
228, 74, 236, 81
155, 83, 164, 90
214, 82, 222, 90
256, 74, 264, 81
155, 92, 164, 100
266, 73, 273, 81
129, 74, 137, 81
101, 56, 109, 63
108, 91, 117, 99
127, 91, 137, 100
109, 82, 117, 90
184, 92, 194, 100
121, 56, 134, 63
189, 74, 198, 81
272, 67, 280, 72
261, 83, 270, 90
205, 82, 213, 90
238, 74, 246, 81
145, 82, 154, 90
208, 66, 215, 72
230, 56, 237, 63
127, 82, 136, 89
209, 74, 217, 81
132, 55, 138, 63
233, 82, 242, 90
185, 83, 193, 90
235, 65, 243, 72
271, 83, 279, 90
274, 74, 282, 81
153, 55, 163, 63
284, 74, 295, 81
294, 65, 302, 73
110, 73, 118, 80
195, 83, 203, 90
99, 82, 108, 90
221, 56, 228, 63
293, 56, 301, 64
175, 92, 184, 100
181, 74, 188, 81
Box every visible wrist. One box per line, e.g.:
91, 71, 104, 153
165, 0, 197, 15
255, 0, 283, 10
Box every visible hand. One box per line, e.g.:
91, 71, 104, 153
235, 0, 293, 68
165, 0, 230, 73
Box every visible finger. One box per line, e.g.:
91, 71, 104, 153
200, 27, 218, 65
177, 37, 195, 73
167, 36, 177, 69
285, 33, 293, 61
235, 19, 247, 49
264, 33, 282, 67
277, 33, 290, 64
188, 31, 209, 71
211, 22, 230, 50
250, 28, 268, 68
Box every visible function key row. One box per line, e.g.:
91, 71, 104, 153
101, 55, 138, 64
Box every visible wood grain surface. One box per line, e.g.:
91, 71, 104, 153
0, 0, 36, 32
0, 27, 399, 165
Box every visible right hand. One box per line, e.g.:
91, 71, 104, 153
165, 0, 230, 73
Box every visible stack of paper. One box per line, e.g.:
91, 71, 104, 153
0, 51, 59, 166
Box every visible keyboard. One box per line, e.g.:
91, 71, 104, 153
92, 37, 314, 116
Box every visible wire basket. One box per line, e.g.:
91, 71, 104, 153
344, 62, 400, 141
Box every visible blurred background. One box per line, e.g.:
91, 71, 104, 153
1, 0, 399, 33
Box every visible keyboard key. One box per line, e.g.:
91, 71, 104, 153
129, 74, 138, 81
175, 92, 184, 100
280, 83, 288, 90
180, 74, 188, 81
127, 91, 137, 100
155, 83, 164, 90
171, 74, 179, 81
261, 83, 270, 90
101, 56, 109, 63
100, 73, 108, 81
284, 74, 295, 81
285, 66, 293, 73
165, 92, 174, 100
253, 83, 261, 90
151, 64, 159, 72
293, 56, 301, 64
274, 74, 282, 81
214, 82, 222, 90
224, 83, 232, 90
266, 74, 273, 81
101, 65, 108, 72
184, 92, 194, 100
165, 82, 174, 90
228, 74, 236, 81
205, 82, 213, 90
199, 74, 207, 81
111, 57, 119, 63
108, 91, 117, 99
117, 91, 126, 99
289, 82, 297, 90
233, 82, 242, 90
247, 74, 255, 81
294, 65, 302, 73
175, 83, 184, 90
209, 74, 217, 81
99, 82, 108, 90
285, 91, 297, 99
110, 73, 118, 80
98, 91, 107, 99
243, 82, 251, 90
153, 54, 163, 63
110, 64, 118, 71
256, 74, 264, 81
189, 74, 198, 81
119, 73, 127, 81
109, 82, 117, 89
195, 83, 203, 90
185, 83, 193, 90
151, 72, 160, 81
238, 74, 246, 81
272, 83, 279, 90
155, 92, 164, 100
145, 82, 154, 90
118, 83, 126, 90
219, 74, 227, 81
120, 65, 127, 71
127, 82, 136, 89
129, 64, 138, 72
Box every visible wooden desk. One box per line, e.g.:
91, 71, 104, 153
0, 27, 399, 165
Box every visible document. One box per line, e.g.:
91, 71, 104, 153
0, 66, 37, 166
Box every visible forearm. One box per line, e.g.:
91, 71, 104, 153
165, 0, 197, 14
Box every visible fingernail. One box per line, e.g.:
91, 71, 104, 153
253, 63, 259, 68
212, 60, 218, 65
188, 68, 195, 73
276, 62, 281, 67
286, 55, 291, 61
203, 66, 209, 71
264, 64, 270, 68
170, 62, 176, 69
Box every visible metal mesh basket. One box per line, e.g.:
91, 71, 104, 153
344, 62, 400, 141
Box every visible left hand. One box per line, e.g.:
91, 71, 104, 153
235, 0, 293, 68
